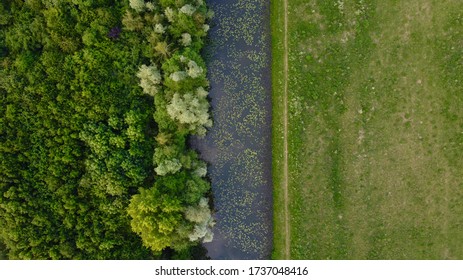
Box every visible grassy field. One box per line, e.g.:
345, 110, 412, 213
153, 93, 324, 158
272, 0, 463, 259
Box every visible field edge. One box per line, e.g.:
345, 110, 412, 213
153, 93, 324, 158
270, 0, 288, 260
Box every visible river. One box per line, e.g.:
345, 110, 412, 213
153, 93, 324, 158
190, 0, 273, 259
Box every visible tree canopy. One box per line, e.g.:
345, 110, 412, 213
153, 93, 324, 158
0, 0, 213, 259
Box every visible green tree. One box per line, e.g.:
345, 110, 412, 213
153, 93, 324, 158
128, 185, 186, 252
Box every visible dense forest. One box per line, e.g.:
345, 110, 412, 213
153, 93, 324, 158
0, 0, 213, 259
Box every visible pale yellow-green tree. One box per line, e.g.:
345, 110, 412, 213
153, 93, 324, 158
166, 87, 211, 136
136, 64, 162, 96
127, 186, 184, 252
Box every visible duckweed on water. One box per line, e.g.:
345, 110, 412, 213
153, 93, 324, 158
191, 0, 272, 259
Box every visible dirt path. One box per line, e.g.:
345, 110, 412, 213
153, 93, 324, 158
283, 0, 290, 260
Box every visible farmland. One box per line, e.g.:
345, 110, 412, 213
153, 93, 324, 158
273, 0, 463, 259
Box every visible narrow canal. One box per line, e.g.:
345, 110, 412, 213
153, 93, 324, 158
191, 0, 273, 259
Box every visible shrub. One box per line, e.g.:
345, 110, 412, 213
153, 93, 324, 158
122, 10, 144, 31
179, 4, 196, 16
170, 71, 187, 82
166, 90, 211, 136
155, 158, 182, 176
154, 41, 170, 57
130, 0, 145, 13
187, 60, 203, 78
154, 23, 166, 34
185, 197, 214, 242
180, 33, 192, 46
137, 64, 162, 96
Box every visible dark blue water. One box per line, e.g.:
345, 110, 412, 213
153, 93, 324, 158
190, 0, 273, 259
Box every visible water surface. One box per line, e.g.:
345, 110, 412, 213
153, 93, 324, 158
191, 0, 273, 259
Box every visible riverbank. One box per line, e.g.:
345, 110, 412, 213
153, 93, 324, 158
270, 0, 289, 260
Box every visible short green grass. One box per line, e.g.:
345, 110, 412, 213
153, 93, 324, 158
271, 0, 286, 260
272, 0, 463, 259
